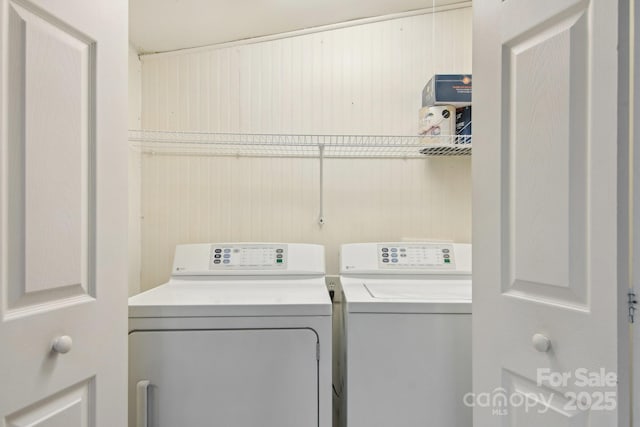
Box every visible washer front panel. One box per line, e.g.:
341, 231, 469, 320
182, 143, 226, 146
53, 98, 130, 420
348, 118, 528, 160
377, 243, 455, 269
209, 244, 288, 270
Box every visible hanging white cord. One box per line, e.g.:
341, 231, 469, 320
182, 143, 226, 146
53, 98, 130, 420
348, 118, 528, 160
431, 0, 435, 79
318, 144, 325, 226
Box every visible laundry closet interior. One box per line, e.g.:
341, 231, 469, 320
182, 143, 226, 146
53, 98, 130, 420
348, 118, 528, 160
128, 1, 473, 426
128, 0, 473, 294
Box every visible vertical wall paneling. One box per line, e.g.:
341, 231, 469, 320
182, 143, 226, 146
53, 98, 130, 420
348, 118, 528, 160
136, 6, 473, 290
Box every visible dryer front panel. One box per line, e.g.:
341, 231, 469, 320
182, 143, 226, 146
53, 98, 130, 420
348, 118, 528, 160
129, 328, 318, 427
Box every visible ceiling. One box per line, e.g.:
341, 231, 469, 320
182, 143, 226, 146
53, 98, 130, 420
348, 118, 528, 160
130, 0, 469, 54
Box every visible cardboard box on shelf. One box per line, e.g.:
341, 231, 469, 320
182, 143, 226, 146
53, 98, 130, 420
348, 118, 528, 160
422, 74, 472, 107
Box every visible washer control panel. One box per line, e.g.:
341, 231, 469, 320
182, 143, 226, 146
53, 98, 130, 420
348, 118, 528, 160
209, 244, 287, 269
378, 243, 455, 269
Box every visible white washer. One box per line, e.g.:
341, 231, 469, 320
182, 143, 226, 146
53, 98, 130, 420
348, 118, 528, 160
339, 242, 472, 427
128, 243, 332, 427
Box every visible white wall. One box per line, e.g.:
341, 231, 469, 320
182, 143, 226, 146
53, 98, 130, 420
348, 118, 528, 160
137, 6, 473, 290
129, 44, 142, 295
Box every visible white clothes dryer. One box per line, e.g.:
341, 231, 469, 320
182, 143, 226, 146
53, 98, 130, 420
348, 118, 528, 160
128, 243, 332, 427
339, 242, 472, 427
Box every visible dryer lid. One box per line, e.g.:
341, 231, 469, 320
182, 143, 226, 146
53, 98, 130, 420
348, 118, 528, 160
129, 278, 331, 318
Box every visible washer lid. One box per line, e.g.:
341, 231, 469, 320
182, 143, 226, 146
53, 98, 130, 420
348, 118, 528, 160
341, 278, 471, 314
364, 280, 471, 301
129, 278, 331, 318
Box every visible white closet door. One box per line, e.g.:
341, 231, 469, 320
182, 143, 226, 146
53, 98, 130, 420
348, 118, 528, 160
0, 0, 128, 425
473, 0, 625, 425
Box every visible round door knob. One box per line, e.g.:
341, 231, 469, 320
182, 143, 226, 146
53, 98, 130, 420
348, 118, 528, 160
532, 333, 551, 352
52, 336, 73, 354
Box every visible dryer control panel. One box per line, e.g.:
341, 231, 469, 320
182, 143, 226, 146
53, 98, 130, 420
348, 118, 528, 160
172, 243, 324, 276
209, 244, 288, 270
378, 243, 455, 269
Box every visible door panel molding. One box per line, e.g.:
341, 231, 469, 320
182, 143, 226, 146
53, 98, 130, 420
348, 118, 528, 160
500, 8, 589, 310
5, 378, 95, 427
2, 0, 97, 318
502, 369, 589, 425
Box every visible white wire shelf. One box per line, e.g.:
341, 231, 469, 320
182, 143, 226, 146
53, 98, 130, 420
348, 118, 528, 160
129, 130, 471, 158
